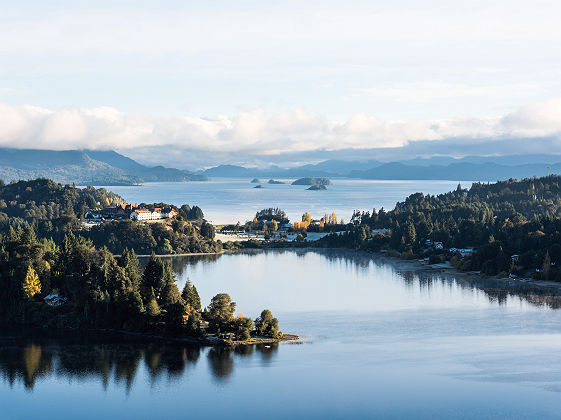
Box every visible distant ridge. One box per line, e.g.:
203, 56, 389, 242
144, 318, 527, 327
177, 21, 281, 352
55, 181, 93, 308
2, 148, 560, 184
200, 155, 561, 181
0, 148, 207, 185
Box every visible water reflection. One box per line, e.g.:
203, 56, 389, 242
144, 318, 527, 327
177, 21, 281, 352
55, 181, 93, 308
292, 249, 561, 309
138, 253, 221, 277
171, 249, 561, 311
0, 333, 277, 391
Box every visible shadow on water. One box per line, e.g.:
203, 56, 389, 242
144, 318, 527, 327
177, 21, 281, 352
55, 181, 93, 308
0, 331, 277, 391
138, 254, 222, 277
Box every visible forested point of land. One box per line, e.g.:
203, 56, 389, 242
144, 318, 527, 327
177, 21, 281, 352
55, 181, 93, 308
0, 178, 281, 342
0, 178, 220, 255
320, 176, 561, 280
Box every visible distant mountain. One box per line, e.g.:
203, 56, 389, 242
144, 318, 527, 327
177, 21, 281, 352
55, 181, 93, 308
84, 150, 145, 170
202, 165, 257, 177
0, 148, 207, 185
201, 155, 561, 181
201, 160, 380, 178
349, 162, 560, 181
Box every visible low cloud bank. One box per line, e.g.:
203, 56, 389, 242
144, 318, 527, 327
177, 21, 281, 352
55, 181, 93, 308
0, 98, 560, 167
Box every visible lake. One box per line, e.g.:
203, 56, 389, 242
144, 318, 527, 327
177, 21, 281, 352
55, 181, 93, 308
96, 178, 469, 224
3, 249, 561, 419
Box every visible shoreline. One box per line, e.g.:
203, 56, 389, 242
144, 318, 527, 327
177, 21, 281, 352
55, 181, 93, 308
234, 246, 561, 296
123, 250, 226, 258
373, 251, 561, 295
101, 329, 300, 347
74, 328, 300, 348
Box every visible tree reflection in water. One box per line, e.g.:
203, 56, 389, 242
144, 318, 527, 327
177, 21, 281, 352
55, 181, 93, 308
292, 249, 561, 309
0, 333, 277, 391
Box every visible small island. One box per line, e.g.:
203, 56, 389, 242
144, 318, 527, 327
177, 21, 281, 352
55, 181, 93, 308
268, 179, 285, 184
292, 177, 332, 186
307, 184, 327, 190
254, 184, 264, 189
250, 178, 261, 183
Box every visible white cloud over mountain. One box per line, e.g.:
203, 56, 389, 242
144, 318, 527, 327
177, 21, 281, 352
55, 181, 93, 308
1, 98, 560, 165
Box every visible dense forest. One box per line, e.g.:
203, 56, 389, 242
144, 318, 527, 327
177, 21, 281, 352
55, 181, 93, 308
0, 227, 280, 341
0, 178, 220, 255
320, 176, 561, 280
0, 177, 282, 342
0, 178, 124, 240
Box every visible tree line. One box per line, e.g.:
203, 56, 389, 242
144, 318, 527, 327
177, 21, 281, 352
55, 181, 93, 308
0, 178, 219, 255
0, 224, 280, 341
320, 176, 561, 280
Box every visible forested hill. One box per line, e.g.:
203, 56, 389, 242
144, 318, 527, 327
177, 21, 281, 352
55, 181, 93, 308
322, 176, 561, 280
0, 178, 221, 255
395, 176, 561, 222
0, 178, 125, 239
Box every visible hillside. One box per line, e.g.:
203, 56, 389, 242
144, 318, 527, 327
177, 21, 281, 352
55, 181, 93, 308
0, 148, 207, 185
349, 162, 560, 181
322, 175, 561, 279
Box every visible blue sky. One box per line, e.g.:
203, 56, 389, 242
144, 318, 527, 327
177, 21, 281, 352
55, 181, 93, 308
0, 0, 560, 168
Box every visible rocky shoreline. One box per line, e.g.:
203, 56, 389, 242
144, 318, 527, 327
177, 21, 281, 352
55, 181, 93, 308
98, 329, 300, 347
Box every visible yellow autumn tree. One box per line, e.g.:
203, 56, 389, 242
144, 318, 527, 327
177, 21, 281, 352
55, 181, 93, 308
302, 212, 312, 222
22, 266, 41, 300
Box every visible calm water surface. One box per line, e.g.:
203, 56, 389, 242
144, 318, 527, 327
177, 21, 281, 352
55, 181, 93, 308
2, 250, 561, 419
97, 178, 469, 224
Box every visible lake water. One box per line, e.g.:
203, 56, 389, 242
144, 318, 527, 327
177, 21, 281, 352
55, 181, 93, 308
97, 178, 468, 224
3, 249, 561, 419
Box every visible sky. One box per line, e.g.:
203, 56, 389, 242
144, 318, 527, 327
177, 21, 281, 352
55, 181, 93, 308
1, 0, 560, 169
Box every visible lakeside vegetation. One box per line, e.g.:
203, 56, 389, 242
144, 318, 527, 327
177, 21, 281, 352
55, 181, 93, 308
0, 228, 282, 343
0, 177, 285, 344
0, 178, 221, 255
319, 176, 561, 281
7, 173, 561, 347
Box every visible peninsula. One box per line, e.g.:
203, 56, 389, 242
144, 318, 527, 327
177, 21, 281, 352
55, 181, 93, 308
0, 177, 295, 346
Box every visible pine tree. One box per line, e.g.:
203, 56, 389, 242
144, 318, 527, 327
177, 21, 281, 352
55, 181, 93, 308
182, 279, 201, 311
22, 266, 41, 300
146, 287, 161, 316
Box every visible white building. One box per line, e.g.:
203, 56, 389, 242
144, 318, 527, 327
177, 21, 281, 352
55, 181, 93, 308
130, 209, 154, 220
130, 207, 178, 220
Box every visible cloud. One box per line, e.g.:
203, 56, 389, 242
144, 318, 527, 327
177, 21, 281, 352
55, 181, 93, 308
0, 98, 560, 167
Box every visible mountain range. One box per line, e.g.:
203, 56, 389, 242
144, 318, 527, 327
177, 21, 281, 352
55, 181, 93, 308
201, 155, 561, 181
1, 148, 560, 184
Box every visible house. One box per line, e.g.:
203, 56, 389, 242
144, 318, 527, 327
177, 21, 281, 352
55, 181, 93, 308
85, 208, 103, 221
449, 248, 474, 257
87, 203, 178, 222
44, 294, 67, 307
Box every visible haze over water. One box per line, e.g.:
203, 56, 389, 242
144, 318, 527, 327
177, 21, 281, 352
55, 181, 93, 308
3, 250, 561, 419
